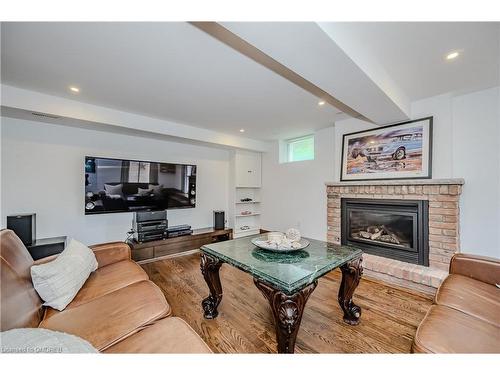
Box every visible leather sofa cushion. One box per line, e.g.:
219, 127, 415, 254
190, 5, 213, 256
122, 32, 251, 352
39, 280, 171, 351
104, 317, 212, 353
449, 253, 500, 286
1, 257, 43, 331
413, 305, 500, 353
0, 230, 43, 331
43, 260, 148, 320
435, 274, 500, 327
89, 242, 131, 268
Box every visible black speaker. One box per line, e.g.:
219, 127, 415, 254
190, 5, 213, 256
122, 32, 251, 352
7, 213, 36, 246
213, 211, 225, 230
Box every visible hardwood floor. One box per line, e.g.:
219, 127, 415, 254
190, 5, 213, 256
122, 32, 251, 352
141, 252, 433, 353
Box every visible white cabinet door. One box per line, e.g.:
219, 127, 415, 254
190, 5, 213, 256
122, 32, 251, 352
235, 152, 261, 187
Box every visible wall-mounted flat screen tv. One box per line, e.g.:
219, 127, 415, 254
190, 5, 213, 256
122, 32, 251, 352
84, 156, 196, 214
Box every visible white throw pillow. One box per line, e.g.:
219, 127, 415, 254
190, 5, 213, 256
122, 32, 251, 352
0, 328, 98, 353
137, 187, 153, 196
31, 239, 98, 311
104, 183, 123, 196
149, 184, 164, 195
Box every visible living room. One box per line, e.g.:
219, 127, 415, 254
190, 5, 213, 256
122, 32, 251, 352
1, 0, 499, 372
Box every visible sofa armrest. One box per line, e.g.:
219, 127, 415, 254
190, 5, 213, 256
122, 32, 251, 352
449, 253, 500, 286
89, 242, 131, 268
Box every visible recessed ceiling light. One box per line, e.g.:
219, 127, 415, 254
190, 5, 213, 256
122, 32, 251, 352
446, 51, 459, 60
318, 100, 326, 106
69, 86, 80, 93
239, 129, 245, 133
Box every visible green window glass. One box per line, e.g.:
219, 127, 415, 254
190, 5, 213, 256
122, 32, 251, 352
287, 135, 314, 162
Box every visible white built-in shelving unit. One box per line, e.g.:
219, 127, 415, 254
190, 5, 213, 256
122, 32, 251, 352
228, 151, 262, 238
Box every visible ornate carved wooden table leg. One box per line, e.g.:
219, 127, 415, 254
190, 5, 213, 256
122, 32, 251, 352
200, 252, 223, 319
254, 279, 317, 353
338, 256, 363, 325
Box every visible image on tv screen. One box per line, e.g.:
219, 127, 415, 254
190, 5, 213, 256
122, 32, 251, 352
84, 156, 196, 214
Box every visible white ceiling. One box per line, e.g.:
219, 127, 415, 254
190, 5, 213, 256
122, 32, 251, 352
223, 22, 411, 125
0, 22, 345, 141
321, 22, 500, 101
2, 22, 499, 142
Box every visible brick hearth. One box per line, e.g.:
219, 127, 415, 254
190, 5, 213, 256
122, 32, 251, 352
326, 179, 464, 294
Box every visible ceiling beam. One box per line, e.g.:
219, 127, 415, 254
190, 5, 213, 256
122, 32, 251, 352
217, 22, 411, 125
0, 85, 270, 152
190, 21, 372, 123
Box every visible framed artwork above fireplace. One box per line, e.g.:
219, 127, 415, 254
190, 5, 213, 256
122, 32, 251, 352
340, 117, 433, 181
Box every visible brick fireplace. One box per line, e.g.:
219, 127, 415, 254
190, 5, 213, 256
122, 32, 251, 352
326, 179, 464, 294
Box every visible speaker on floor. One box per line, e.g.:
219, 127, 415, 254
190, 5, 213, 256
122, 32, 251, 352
213, 210, 225, 230
7, 213, 36, 246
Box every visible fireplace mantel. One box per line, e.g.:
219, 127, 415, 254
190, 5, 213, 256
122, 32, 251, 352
325, 178, 464, 187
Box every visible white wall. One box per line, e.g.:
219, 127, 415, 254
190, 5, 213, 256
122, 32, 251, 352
332, 87, 500, 258
1, 117, 230, 245
333, 93, 456, 179
410, 93, 454, 177
262, 87, 500, 258
261, 127, 335, 240
3, 88, 499, 258
450, 87, 500, 257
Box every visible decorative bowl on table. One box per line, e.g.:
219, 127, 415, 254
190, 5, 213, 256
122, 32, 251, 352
251, 229, 309, 252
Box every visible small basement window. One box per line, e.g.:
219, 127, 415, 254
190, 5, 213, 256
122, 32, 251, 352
286, 135, 315, 162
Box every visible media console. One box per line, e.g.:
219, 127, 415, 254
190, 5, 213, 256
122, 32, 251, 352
127, 227, 233, 263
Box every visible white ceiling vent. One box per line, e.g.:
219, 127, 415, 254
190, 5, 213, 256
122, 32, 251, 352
31, 112, 61, 119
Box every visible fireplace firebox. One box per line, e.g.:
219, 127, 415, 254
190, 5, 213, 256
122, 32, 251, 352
341, 198, 429, 266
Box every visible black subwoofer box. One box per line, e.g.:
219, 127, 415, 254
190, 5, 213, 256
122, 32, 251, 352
7, 213, 36, 246
213, 210, 225, 230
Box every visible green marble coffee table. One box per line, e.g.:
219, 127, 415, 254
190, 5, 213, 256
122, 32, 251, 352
200, 235, 363, 353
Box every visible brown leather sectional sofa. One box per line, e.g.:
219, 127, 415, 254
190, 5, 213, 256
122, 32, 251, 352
0, 229, 211, 353
412, 253, 500, 353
